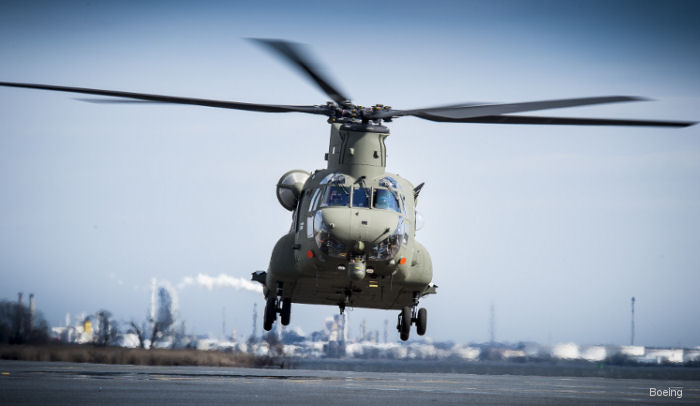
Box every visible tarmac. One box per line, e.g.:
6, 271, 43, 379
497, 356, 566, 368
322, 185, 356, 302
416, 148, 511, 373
1, 360, 698, 405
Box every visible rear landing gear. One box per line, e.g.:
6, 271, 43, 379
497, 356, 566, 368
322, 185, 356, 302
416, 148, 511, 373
396, 292, 428, 341
417, 308, 427, 336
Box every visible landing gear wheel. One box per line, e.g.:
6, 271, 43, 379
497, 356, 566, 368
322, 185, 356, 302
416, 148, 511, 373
400, 306, 411, 341
263, 297, 277, 331
281, 298, 291, 326
416, 308, 427, 336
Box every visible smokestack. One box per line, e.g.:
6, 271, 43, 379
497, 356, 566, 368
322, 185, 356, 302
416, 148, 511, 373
16, 292, 24, 341
630, 297, 636, 345
342, 312, 348, 343
222, 307, 226, 340
383, 319, 388, 343
28, 294, 35, 331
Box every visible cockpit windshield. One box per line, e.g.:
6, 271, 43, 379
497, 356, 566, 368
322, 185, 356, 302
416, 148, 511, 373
321, 185, 350, 207
373, 189, 400, 213
352, 187, 370, 208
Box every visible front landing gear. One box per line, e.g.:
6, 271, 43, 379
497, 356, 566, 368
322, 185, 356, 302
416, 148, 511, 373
263, 282, 292, 331
396, 293, 428, 341
263, 297, 277, 331
399, 307, 411, 341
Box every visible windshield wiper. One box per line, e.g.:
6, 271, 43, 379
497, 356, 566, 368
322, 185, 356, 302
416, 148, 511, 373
333, 178, 350, 195
354, 176, 371, 203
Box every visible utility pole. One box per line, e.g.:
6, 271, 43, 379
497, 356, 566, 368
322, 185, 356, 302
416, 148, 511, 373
252, 303, 258, 342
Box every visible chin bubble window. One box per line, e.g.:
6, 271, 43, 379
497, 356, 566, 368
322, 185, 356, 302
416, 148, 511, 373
313, 211, 347, 257
369, 217, 404, 260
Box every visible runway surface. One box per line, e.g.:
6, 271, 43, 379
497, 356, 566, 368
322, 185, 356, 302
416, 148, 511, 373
1, 360, 698, 405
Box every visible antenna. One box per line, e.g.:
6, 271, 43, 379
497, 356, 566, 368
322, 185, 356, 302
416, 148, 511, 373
489, 302, 495, 344
149, 278, 156, 327
630, 297, 636, 345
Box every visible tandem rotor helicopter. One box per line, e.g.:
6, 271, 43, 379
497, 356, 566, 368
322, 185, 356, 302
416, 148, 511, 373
0, 39, 694, 340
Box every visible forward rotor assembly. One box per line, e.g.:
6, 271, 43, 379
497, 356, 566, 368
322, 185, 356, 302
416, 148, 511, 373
0, 39, 695, 128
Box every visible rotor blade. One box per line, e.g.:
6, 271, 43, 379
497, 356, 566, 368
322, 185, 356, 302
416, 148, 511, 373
0, 81, 327, 114
413, 113, 695, 127
386, 96, 648, 120
76, 98, 163, 104
249, 38, 350, 105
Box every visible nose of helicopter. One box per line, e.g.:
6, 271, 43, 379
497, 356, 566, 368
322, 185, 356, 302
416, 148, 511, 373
320, 207, 400, 247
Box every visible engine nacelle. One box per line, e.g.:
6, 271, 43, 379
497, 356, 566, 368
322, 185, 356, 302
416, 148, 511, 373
276, 170, 310, 211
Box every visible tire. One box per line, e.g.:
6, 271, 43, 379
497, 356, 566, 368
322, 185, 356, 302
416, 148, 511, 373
281, 298, 292, 326
417, 308, 427, 336
400, 306, 411, 341
263, 298, 277, 331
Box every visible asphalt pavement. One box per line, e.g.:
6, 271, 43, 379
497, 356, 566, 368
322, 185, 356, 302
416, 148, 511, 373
1, 360, 698, 405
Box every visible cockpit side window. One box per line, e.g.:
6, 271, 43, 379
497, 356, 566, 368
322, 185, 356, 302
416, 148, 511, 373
310, 188, 322, 211
294, 190, 306, 232
373, 188, 400, 213
321, 185, 350, 207
352, 187, 371, 208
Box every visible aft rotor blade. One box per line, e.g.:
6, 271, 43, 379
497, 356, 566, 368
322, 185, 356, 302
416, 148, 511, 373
0, 81, 327, 114
414, 113, 695, 127
386, 96, 648, 120
250, 38, 350, 106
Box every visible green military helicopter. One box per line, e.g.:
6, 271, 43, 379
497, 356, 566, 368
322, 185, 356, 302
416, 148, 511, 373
0, 39, 694, 341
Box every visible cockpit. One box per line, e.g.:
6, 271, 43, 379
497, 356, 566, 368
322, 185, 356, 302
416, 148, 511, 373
319, 185, 401, 212
315, 174, 402, 212
306, 173, 410, 261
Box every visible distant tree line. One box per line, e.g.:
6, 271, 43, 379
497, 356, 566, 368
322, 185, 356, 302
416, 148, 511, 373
0, 299, 49, 344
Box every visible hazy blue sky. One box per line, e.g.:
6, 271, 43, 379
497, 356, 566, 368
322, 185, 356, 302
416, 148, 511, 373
1, 0, 699, 346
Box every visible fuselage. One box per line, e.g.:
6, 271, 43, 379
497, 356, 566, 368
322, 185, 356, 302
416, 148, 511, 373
263, 123, 434, 310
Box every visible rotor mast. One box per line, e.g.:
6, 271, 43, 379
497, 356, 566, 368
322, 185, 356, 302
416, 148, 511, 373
326, 122, 389, 180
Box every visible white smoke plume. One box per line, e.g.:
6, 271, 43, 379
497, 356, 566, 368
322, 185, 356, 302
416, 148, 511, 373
177, 273, 263, 294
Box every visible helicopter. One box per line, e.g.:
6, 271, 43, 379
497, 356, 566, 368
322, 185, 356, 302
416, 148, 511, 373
0, 39, 694, 341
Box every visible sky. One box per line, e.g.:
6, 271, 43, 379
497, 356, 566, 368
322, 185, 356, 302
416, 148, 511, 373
0, 0, 699, 347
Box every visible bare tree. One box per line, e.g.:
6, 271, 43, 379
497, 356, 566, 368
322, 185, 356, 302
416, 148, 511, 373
262, 332, 285, 358
0, 300, 48, 345
95, 310, 119, 346
128, 321, 147, 349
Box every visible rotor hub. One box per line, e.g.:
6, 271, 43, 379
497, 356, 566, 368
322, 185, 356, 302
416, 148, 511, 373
324, 101, 393, 126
